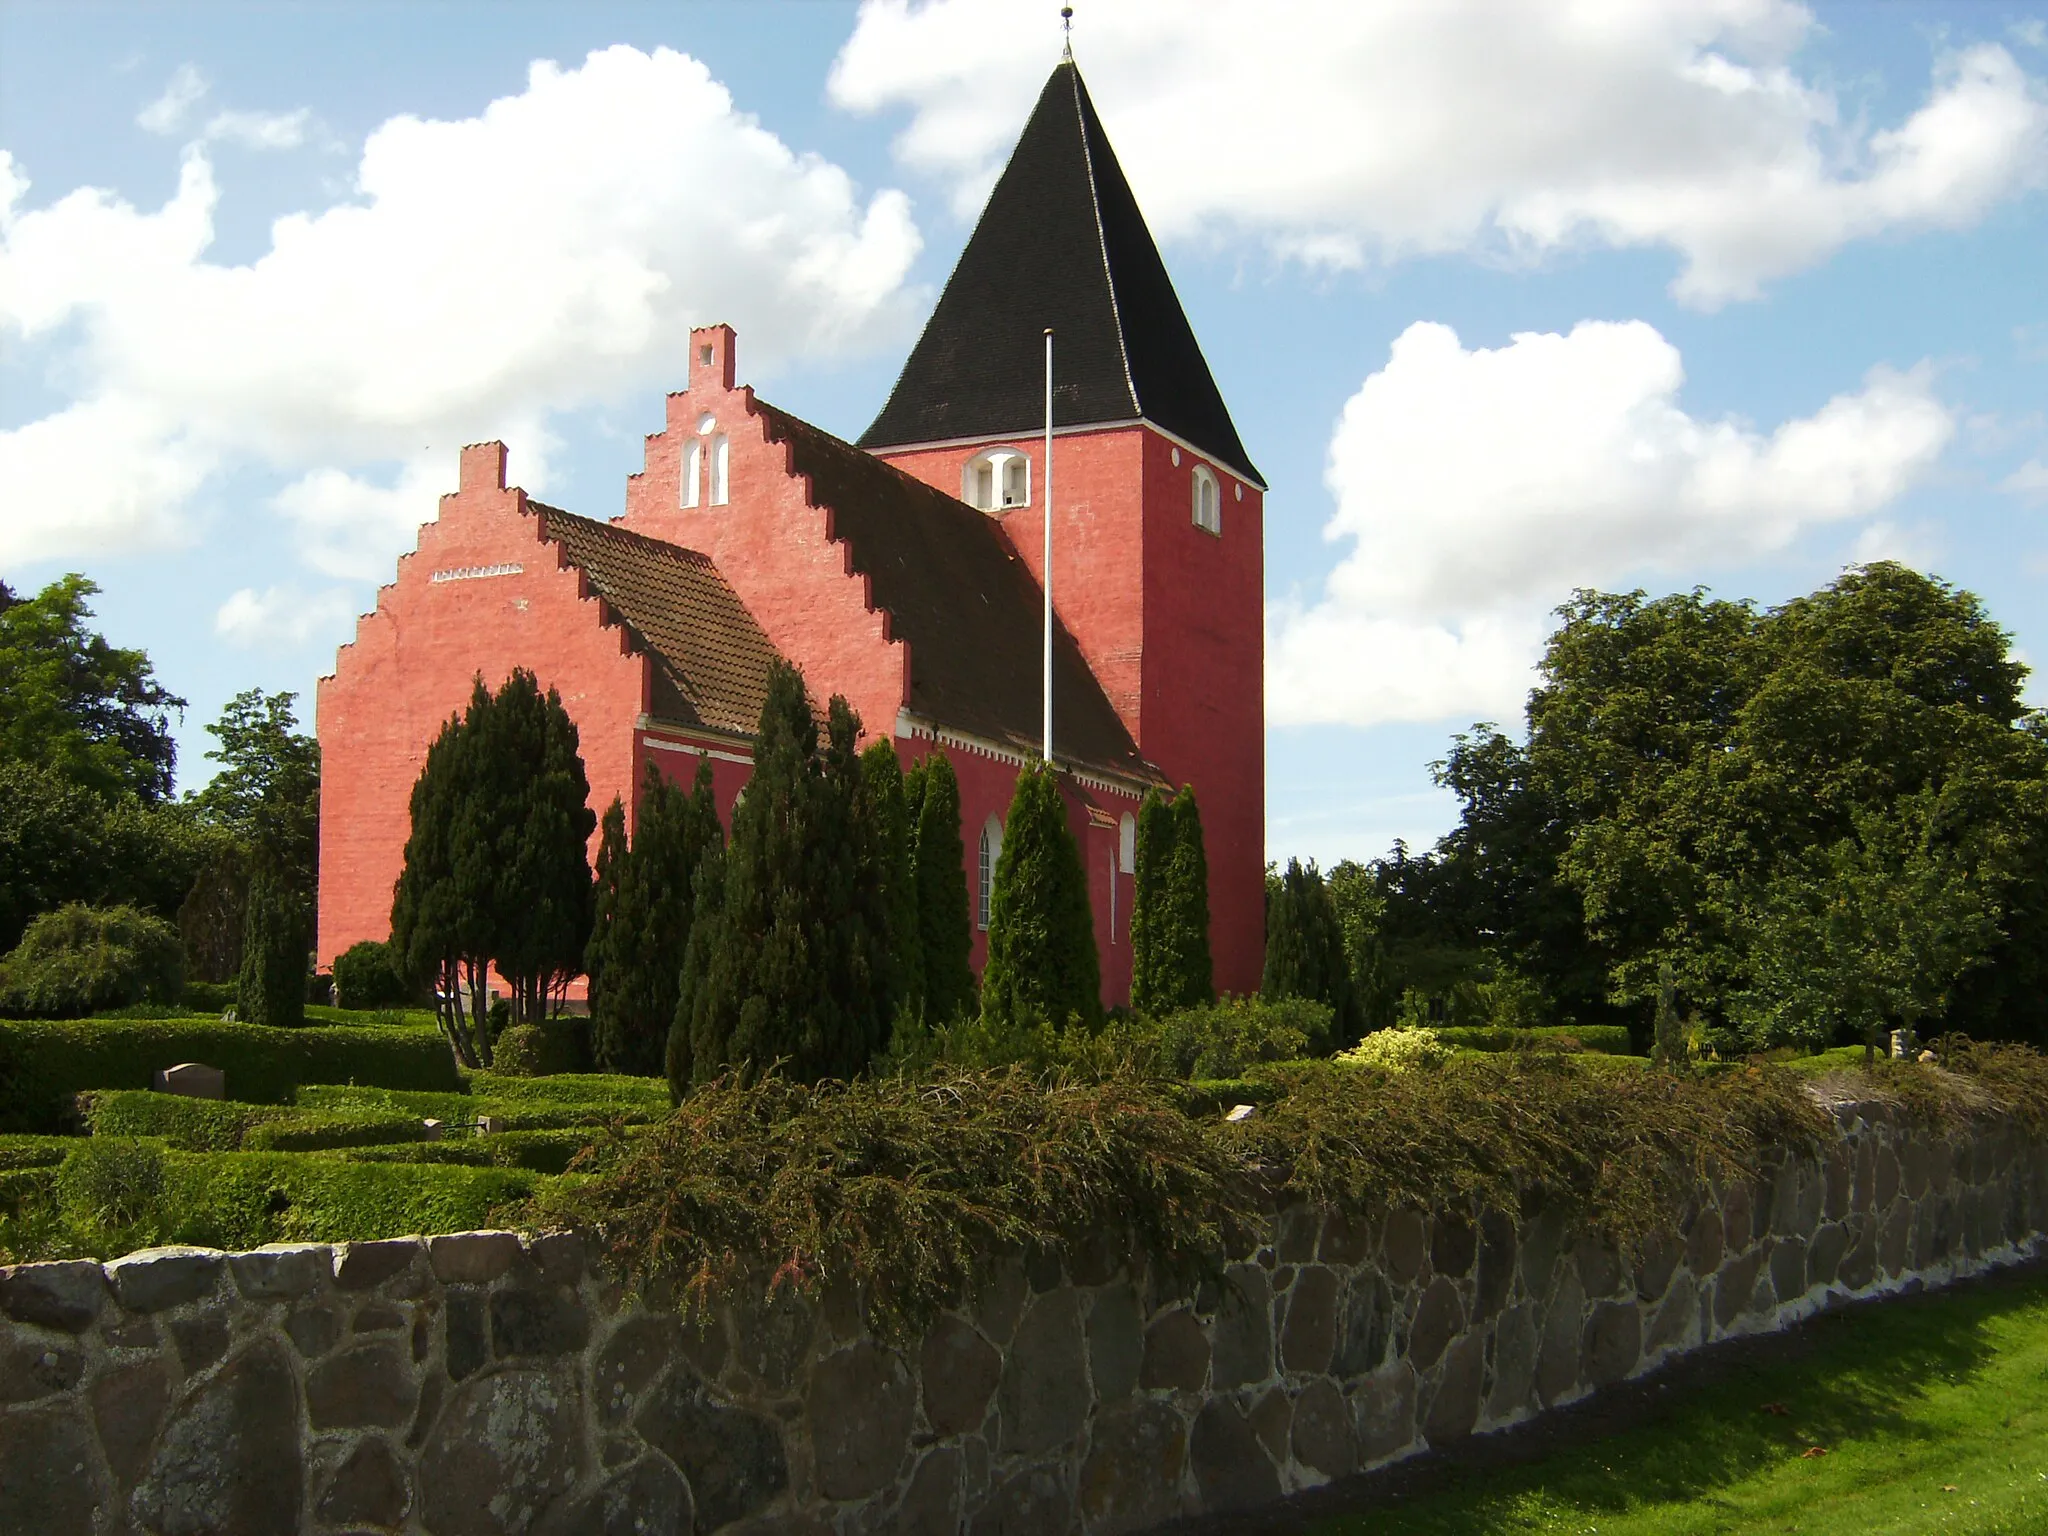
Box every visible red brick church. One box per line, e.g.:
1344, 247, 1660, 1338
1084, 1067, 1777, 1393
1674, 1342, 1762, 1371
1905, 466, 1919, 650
317, 60, 1267, 1006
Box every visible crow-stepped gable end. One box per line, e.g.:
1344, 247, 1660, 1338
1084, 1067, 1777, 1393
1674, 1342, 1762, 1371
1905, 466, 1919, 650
318, 60, 1268, 1005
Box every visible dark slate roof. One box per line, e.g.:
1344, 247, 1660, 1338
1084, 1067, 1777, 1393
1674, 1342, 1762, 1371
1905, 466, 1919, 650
858, 61, 1261, 486
534, 503, 780, 736
761, 402, 1159, 783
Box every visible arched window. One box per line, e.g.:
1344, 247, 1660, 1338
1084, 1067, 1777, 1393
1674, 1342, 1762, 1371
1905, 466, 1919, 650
1192, 466, 1221, 534
977, 814, 1003, 930
1119, 813, 1136, 875
710, 433, 730, 506
963, 449, 1029, 512
681, 439, 702, 508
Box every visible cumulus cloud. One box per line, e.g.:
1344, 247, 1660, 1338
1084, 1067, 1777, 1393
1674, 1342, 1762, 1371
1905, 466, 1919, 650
1268, 320, 1954, 728
1, 45, 921, 570
832, 0, 2047, 305
2004, 459, 2048, 500
137, 65, 208, 136
214, 584, 360, 648
202, 108, 311, 152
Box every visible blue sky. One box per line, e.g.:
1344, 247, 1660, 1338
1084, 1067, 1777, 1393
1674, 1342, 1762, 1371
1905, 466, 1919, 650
3, 1, 2045, 864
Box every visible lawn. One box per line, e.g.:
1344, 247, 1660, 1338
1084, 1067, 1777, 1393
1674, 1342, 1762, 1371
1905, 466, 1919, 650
1312, 1270, 2048, 1536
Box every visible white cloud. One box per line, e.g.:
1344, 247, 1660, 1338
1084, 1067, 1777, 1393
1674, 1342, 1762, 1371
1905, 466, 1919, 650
2003, 459, 2048, 500
2, 45, 921, 570
271, 460, 473, 581
832, 0, 2048, 305
138, 65, 207, 136
214, 584, 360, 648
0, 396, 216, 565
203, 108, 311, 152
1268, 320, 1954, 728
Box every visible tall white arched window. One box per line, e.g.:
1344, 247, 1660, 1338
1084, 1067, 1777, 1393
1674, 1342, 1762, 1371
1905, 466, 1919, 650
681, 439, 702, 508
1119, 812, 1137, 875
710, 433, 730, 506
978, 814, 1004, 930
1192, 466, 1221, 534
963, 449, 1029, 512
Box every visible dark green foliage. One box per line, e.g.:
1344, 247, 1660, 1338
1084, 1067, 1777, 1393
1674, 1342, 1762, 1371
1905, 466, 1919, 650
1128, 789, 1174, 1015
980, 765, 1101, 1033
492, 1022, 588, 1078
0, 904, 184, 1019
672, 665, 890, 1089
1161, 788, 1215, 1009
0, 575, 183, 803
0, 1017, 460, 1132
1262, 859, 1359, 1039
188, 690, 320, 882
182, 980, 237, 1013
236, 866, 307, 1028
332, 1127, 599, 1175
392, 669, 598, 1065
862, 740, 925, 1023
1152, 996, 1334, 1077
908, 751, 974, 1024
587, 763, 722, 1075
332, 940, 413, 1010
1431, 1024, 1636, 1054
175, 844, 247, 985
0, 762, 226, 953
80, 1090, 429, 1153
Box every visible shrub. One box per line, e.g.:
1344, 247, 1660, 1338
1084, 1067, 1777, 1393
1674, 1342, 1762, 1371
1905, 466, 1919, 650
329, 946, 413, 1015
243, 1111, 429, 1153
1432, 1025, 1635, 1055
0, 904, 184, 1018
981, 765, 1101, 1033
182, 979, 238, 1014
0, 1133, 77, 1170
333, 1127, 603, 1175
83, 1090, 286, 1151
1155, 997, 1334, 1078
237, 868, 306, 1028
56, 1136, 168, 1231
0, 1016, 462, 1132
1337, 1025, 1452, 1073
492, 1022, 585, 1078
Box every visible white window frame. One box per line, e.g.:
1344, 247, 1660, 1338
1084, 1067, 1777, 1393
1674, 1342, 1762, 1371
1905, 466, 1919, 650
978, 814, 1003, 929
963, 449, 1030, 512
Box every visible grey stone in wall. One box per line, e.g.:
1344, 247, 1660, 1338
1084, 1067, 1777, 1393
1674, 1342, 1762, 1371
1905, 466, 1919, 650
4, 1102, 2047, 1534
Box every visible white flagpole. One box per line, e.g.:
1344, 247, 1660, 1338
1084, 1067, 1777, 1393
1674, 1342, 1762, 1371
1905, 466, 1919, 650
1043, 328, 1054, 765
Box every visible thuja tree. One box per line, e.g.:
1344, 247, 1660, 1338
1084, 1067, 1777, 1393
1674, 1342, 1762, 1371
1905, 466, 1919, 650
391, 670, 596, 1066
587, 760, 722, 1076
1263, 857, 1359, 1037
1131, 785, 1215, 1016
236, 866, 306, 1027
909, 750, 974, 1024
1128, 789, 1174, 1016
982, 764, 1101, 1032
862, 740, 925, 1024
671, 664, 890, 1089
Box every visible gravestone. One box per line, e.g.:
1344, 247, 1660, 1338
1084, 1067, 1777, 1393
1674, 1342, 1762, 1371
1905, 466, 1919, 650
154, 1063, 224, 1100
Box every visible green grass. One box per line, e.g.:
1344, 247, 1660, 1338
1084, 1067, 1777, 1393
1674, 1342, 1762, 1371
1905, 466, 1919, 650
1313, 1271, 2048, 1536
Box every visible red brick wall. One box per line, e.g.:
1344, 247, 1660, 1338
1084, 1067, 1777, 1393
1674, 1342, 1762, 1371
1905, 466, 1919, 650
315, 443, 651, 969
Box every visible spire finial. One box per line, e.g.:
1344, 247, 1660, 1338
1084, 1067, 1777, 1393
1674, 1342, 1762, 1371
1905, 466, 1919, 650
1060, 5, 1074, 60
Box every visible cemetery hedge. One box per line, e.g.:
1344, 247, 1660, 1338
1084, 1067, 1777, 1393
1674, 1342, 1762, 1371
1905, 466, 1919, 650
1432, 1023, 1635, 1054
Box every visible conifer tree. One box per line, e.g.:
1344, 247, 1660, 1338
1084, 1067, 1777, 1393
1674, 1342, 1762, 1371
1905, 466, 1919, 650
1164, 785, 1215, 1007
861, 740, 924, 1022
1128, 787, 1176, 1015
237, 864, 306, 1027
981, 765, 1101, 1032
1263, 857, 1358, 1035
910, 751, 975, 1023
587, 761, 722, 1075
671, 663, 889, 1090
392, 706, 490, 1064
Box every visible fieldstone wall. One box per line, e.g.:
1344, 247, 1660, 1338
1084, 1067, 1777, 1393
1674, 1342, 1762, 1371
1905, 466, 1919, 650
6, 1098, 2048, 1535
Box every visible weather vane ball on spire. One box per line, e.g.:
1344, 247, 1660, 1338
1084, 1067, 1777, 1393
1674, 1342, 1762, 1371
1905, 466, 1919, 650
1061, 5, 1074, 58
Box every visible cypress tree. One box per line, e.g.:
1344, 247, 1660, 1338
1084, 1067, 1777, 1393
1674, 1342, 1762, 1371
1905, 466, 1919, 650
911, 751, 974, 1024
237, 864, 306, 1027
1262, 858, 1357, 1034
1128, 787, 1176, 1015
672, 663, 889, 1090
981, 764, 1101, 1032
487, 671, 596, 1023
392, 703, 492, 1066
861, 740, 924, 1023
1164, 785, 1215, 1007
585, 796, 631, 1036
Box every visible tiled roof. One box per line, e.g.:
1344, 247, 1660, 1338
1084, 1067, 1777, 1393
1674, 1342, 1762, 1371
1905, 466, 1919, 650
535, 503, 779, 736
760, 403, 1158, 784
857, 61, 1260, 487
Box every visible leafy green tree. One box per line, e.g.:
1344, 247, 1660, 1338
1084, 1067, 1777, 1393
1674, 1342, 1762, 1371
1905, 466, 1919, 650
0, 903, 184, 1018
0, 575, 184, 803
237, 864, 307, 1026
190, 689, 320, 892
909, 751, 974, 1024
1325, 861, 1399, 1035
981, 765, 1101, 1033
1128, 788, 1175, 1015
1262, 858, 1358, 1037
672, 665, 889, 1089
862, 740, 925, 1023
587, 761, 722, 1075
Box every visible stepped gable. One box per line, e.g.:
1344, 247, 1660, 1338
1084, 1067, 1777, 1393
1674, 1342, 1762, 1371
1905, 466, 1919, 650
759, 403, 1158, 783
534, 503, 780, 735
857, 60, 1261, 486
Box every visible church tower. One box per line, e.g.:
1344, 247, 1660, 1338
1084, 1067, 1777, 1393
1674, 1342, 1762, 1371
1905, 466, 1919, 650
861, 61, 1267, 997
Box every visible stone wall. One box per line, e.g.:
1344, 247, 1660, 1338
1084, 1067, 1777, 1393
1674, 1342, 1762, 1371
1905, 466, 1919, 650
6, 1098, 2047, 1535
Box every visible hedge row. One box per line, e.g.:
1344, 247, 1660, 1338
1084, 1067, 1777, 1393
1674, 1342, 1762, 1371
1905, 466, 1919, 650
81, 1092, 438, 1155
297, 1082, 662, 1132
329, 1127, 605, 1176
0, 1017, 462, 1131
1431, 1024, 1636, 1055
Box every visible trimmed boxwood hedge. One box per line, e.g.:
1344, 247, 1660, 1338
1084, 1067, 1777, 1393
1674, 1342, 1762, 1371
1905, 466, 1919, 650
298, 1081, 662, 1131
330, 1127, 605, 1175
161, 1151, 549, 1248
0, 1017, 461, 1131
1432, 1024, 1636, 1055
0, 1133, 77, 1170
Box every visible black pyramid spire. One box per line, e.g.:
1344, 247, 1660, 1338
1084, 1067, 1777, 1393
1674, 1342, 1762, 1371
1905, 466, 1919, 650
858, 62, 1261, 485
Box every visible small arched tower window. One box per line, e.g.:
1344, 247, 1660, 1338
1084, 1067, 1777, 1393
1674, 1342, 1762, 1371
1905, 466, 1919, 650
684, 413, 730, 509
978, 814, 1004, 930
1119, 813, 1137, 875
963, 449, 1029, 512
1192, 466, 1221, 534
